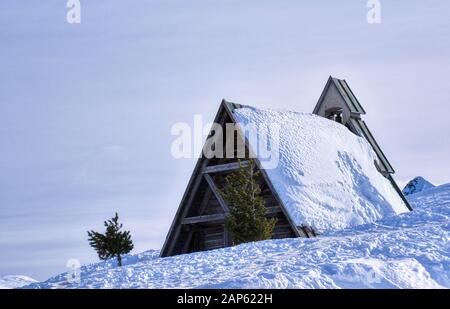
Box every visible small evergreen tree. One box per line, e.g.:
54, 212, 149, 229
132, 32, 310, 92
87, 212, 133, 266
220, 160, 277, 245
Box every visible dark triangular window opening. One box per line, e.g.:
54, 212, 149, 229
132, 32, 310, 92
325, 107, 343, 124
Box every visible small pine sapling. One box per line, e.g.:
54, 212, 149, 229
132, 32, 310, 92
87, 212, 134, 266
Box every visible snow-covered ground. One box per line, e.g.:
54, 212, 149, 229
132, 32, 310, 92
24, 180, 450, 289
0, 275, 36, 289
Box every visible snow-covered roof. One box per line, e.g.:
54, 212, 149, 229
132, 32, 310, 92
233, 106, 410, 232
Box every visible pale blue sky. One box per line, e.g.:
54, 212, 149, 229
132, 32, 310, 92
1, 1, 449, 280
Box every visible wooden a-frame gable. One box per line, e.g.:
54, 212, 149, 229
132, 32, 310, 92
160, 100, 302, 257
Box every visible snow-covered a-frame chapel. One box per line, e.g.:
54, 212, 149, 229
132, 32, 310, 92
161, 76, 412, 257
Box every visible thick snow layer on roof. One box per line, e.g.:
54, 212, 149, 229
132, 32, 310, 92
233, 106, 409, 232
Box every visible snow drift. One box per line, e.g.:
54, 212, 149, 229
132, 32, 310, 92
25, 181, 450, 289
0, 275, 36, 289
233, 107, 409, 232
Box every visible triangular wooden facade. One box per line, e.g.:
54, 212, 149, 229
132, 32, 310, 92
160, 101, 302, 257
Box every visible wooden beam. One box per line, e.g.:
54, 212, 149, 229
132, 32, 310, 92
182, 213, 227, 225
182, 206, 280, 226
223, 227, 230, 246
197, 188, 212, 216
181, 230, 194, 253
266, 206, 282, 214
204, 173, 230, 214
202, 160, 250, 174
